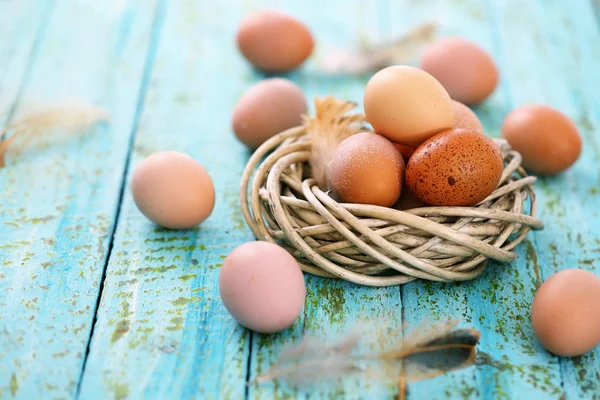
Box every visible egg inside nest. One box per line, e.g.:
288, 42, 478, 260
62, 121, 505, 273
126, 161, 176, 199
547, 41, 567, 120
406, 128, 504, 206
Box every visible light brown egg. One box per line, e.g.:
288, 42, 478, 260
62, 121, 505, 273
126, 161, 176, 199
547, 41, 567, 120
501, 104, 582, 175
364, 66, 454, 147
236, 10, 314, 72
219, 241, 306, 333
330, 132, 405, 207
131, 151, 215, 229
531, 269, 600, 357
406, 129, 503, 206
452, 100, 483, 132
232, 78, 307, 149
394, 143, 415, 162
420, 37, 498, 105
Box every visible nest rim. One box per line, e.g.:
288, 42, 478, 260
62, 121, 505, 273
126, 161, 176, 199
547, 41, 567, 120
240, 126, 543, 287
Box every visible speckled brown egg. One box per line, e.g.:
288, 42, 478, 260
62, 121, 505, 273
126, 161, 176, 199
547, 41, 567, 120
420, 37, 498, 105
531, 269, 600, 357
330, 132, 405, 207
236, 10, 314, 72
406, 129, 503, 206
232, 78, 307, 149
501, 104, 581, 175
452, 100, 483, 132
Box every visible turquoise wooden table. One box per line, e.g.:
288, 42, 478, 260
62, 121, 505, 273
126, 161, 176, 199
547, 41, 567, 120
1, 0, 599, 399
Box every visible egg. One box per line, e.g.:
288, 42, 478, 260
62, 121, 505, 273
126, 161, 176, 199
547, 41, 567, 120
452, 100, 483, 132
329, 132, 405, 207
131, 151, 215, 229
236, 10, 314, 72
363, 66, 454, 147
232, 78, 307, 149
501, 104, 582, 175
219, 241, 306, 333
394, 143, 415, 162
406, 129, 503, 206
531, 269, 600, 357
420, 37, 498, 105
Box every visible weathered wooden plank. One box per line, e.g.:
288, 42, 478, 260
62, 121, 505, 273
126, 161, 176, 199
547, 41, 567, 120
470, 0, 600, 398
246, 1, 404, 399
78, 1, 256, 399
0, 0, 159, 398
0, 1, 53, 123
522, 1, 600, 398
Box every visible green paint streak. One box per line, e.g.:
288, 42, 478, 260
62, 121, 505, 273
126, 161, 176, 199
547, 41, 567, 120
314, 285, 346, 324
111, 320, 130, 344
524, 240, 541, 287
144, 236, 191, 243
10, 373, 18, 396
167, 317, 184, 331
147, 245, 199, 253
133, 264, 177, 275
113, 382, 129, 400
179, 274, 198, 281
171, 297, 190, 306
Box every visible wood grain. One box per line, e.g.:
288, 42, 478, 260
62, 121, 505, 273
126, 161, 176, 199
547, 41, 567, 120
79, 1, 255, 398
0, 1, 599, 399
0, 0, 159, 398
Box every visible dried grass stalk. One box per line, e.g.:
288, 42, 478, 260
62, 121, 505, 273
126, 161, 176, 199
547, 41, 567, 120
0, 101, 109, 167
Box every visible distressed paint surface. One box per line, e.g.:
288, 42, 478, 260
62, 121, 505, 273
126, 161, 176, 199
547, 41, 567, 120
0, 1, 599, 399
0, 0, 160, 398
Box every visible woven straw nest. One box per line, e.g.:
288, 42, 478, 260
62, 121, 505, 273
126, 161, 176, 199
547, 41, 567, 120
240, 125, 544, 287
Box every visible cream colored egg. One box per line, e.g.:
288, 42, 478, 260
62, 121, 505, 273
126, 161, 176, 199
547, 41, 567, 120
363, 66, 454, 147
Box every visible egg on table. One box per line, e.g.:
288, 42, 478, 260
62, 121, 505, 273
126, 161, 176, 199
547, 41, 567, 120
329, 132, 405, 207
420, 37, 498, 105
531, 269, 600, 357
219, 241, 306, 333
232, 78, 307, 149
406, 129, 503, 206
131, 151, 215, 229
501, 104, 581, 175
364, 65, 454, 147
236, 10, 314, 72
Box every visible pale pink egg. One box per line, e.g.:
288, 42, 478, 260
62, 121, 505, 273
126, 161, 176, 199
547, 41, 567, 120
219, 241, 306, 333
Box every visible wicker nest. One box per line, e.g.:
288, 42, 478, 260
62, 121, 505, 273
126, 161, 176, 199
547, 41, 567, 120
240, 126, 544, 287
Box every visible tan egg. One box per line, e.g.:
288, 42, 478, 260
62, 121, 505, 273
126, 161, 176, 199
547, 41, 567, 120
219, 241, 306, 333
406, 129, 503, 206
232, 78, 307, 149
452, 100, 483, 132
330, 132, 405, 207
394, 143, 415, 163
131, 151, 215, 229
236, 10, 314, 72
531, 269, 600, 357
420, 37, 498, 105
364, 66, 454, 147
501, 104, 581, 175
